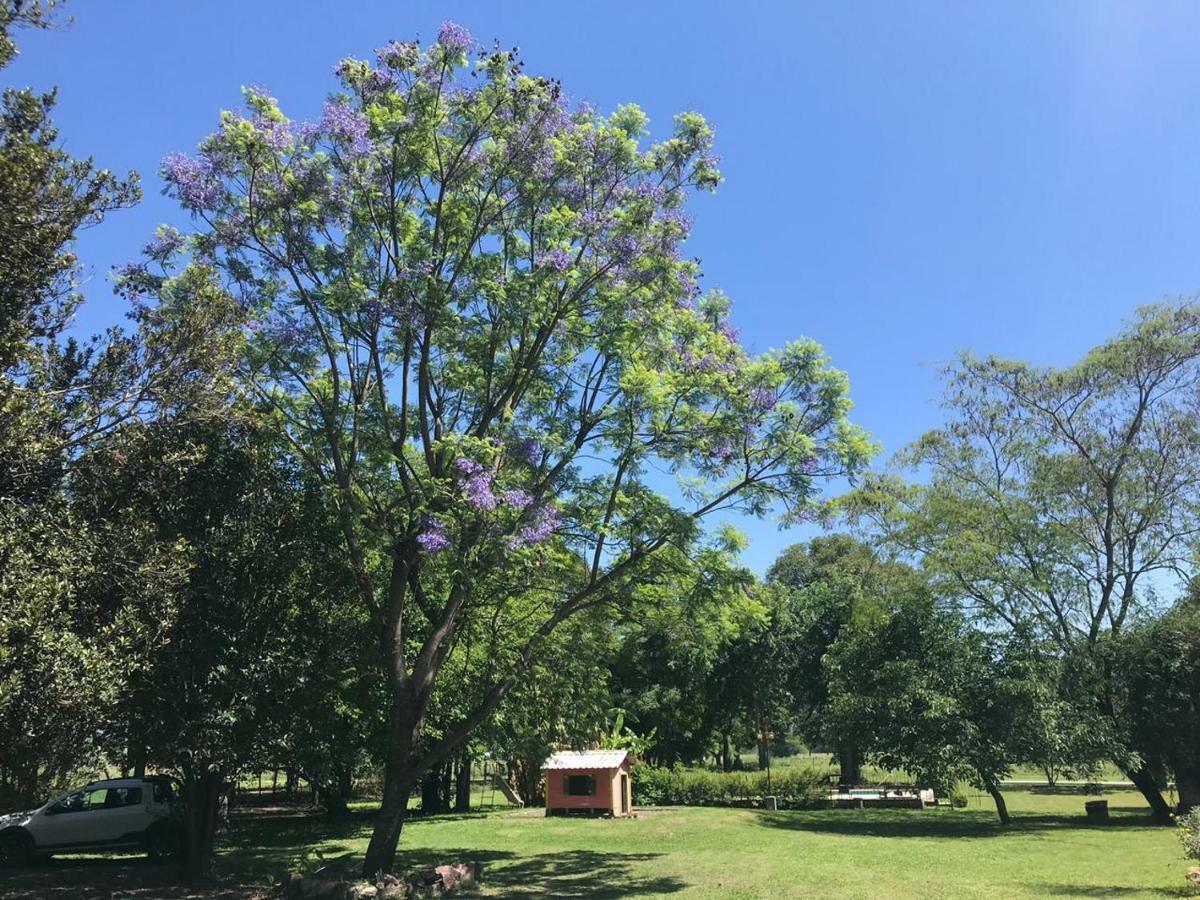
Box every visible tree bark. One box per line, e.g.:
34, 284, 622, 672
982, 776, 1010, 826
322, 767, 352, 818
362, 758, 416, 878
420, 762, 448, 814
755, 707, 769, 770
182, 769, 222, 881
838, 747, 862, 786
454, 752, 472, 813
721, 733, 732, 773
440, 761, 452, 811
1118, 759, 1173, 824
1175, 766, 1200, 813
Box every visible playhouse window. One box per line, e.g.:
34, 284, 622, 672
564, 774, 596, 796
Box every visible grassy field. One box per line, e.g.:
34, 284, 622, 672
0, 786, 1193, 899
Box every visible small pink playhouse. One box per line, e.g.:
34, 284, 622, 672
543, 749, 634, 817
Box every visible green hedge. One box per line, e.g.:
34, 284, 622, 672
1178, 805, 1200, 861
632, 764, 826, 808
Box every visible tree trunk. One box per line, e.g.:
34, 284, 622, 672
454, 752, 472, 813
1175, 766, 1200, 813
421, 764, 444, 813
982, 776, 1011, 826
322, 767, 352, 818
838, 747, 862, 786
362, 756, 417, 878
182, 769, 222, 881
721, 734, 732, 773
755, 708, 769, 770
440, 761, 452, 811
1118, 759, 1173, 824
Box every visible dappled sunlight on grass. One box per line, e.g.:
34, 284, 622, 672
0, 790, 1191, 899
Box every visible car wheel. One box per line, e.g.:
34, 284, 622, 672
146, 825, 181, 862
0, 832, 32, 868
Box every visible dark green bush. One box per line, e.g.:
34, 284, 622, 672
631, 763, 825, 808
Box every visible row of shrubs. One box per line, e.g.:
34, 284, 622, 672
631, 764, 828, 808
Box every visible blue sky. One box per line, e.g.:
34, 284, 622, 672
11, 1, 1200, 573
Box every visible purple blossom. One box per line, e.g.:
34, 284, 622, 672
261, 314, 307, 345
661, 209, 693, 237
322, 101, 372, 156
719, 321, 740, 343
513, 437, 542, 466
142, 226, 186, 262
437, 21, 474, 55
607, 232, 641, 265
417, 516, 452, 553
634, 181, 665, 203
161, 152, 220, 208
455, 457, 497, 510
377, 40, 419, 70
800, 455, 819, 475
538, 247, 573, 272
297, 120, 322, 143
254, 116, 293, 152
112, 261, 164, 303
750, 387, 778, 412
502, 489, 533, 510
506, 504, 561, 549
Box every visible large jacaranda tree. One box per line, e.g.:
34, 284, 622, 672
138, 23, 871, 874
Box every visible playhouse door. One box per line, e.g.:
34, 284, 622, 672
620, 774, 629, 814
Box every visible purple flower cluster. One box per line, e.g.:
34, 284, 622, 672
750, 387, 778, 412
537, 247, 573, 272
660, 209, 693, 237
322, 101, 372, 156
513, 437, 542, 466
455, 457, 498, 510
255, 116, 293, 153
437, 21, 474, 55
162, 152, 220, 208
502, 489, 534, 510
506, 504, 561, 550
261, 313, 308, 346
142, 226, 186, 262
377, 39, 419, 70
112, 261, 161, 303
417, 516, 452, 553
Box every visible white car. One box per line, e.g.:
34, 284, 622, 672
0, 776, 182, 866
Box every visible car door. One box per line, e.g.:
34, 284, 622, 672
33, 787, 108, 849
91, 787, 150, 845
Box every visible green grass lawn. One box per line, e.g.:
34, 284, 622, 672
0, 787, 1193, 899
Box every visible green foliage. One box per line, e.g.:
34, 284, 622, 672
1177, 805, 1200, 861
147, 28, 870, 873
853, 304, 1200, 650
1106, 599, 1200, 810
824, 592, 1059, 821
630, 763, 825, 808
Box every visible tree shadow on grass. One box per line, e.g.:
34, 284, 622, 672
755, 808, 1167, 840
404, 848, 681, 898
1028, 883, 1194, 898
0, 855, 273, 899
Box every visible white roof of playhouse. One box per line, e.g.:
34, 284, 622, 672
542, 749, 630, 771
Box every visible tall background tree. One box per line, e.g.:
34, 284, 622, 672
144, 24, 872, 874
0, 0, 144, 808
849, 303, 1200, 821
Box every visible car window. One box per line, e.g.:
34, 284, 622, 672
152, 781, 177, 803
50, 788, 108, 814
104, 787, 142, 807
